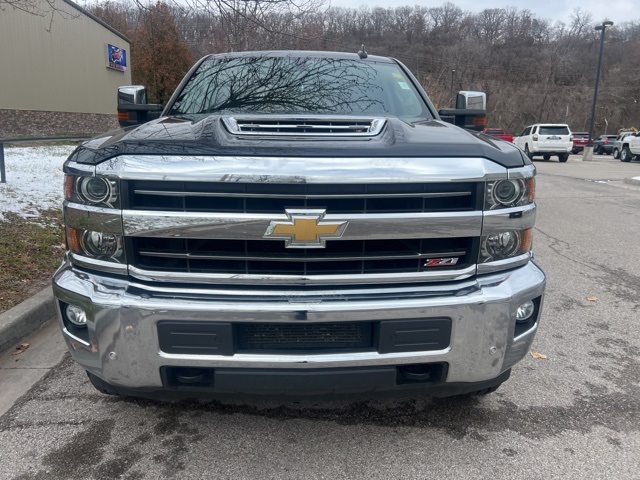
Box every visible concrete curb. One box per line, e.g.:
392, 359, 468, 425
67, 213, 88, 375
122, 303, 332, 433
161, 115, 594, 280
0, 286, 56, 354
623, 177, 640, 187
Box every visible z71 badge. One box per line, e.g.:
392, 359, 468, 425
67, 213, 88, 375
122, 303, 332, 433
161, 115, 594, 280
424, 257, 459, 267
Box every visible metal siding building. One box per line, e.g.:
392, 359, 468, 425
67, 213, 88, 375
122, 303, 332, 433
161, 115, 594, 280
0, 0, 131, 136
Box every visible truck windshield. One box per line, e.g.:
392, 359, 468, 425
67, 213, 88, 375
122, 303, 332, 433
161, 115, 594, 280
168, 55, 432, 120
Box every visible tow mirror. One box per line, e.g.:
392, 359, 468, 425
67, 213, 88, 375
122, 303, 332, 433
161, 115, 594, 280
456, 91, 486, 110
438, 91, 487, 131
117, 86, 163, 127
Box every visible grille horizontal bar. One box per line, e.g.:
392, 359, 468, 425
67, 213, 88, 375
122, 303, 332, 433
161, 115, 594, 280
127, 181, 479, 214
131, 237, 472, 275
138, 250, 467, 262
133, 190, 471, 200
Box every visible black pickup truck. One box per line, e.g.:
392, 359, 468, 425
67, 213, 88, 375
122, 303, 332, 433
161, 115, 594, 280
53, 50, 545, 399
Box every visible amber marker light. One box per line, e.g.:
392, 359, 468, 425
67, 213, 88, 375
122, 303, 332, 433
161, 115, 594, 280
66, 227, 81, 253
527, 178, 536, 203
64, 175, 74, 201
522, 228, 533, 253
472, 115, 487, 127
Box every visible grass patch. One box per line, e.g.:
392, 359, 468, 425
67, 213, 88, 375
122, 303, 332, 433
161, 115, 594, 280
0, 209, 65, 314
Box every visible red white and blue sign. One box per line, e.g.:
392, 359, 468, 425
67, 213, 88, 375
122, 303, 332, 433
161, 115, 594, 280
107, 44, 127, 72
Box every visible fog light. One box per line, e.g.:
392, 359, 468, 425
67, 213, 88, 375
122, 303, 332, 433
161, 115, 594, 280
65, 305, 87, 327
516, 300, 535, 322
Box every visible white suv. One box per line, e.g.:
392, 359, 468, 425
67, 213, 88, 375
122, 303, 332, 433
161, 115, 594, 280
614, 132, 637, 161
514, 124, 572, 162
619, 132, 640, 162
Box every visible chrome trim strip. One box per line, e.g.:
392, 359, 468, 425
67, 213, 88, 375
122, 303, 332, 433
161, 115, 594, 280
482, 204, 536, 233
513, 322, 538, 343
507, 164, 536, 180
62, 328, 91, 347
126, 278, 478, 299
157, 348, 452, 363
137, 250, 468, 262
93, 156, 506, 183
70, 253, 128, 274
132, 190, 472, 199
476, 254, 531, 274
64, 163, 95, 176
122, 210, 482, 239
128, 264, 477, 285
64, 202, 123, 234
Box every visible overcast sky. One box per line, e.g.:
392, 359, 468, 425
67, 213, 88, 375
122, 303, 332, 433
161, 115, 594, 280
326, 0, 637, 27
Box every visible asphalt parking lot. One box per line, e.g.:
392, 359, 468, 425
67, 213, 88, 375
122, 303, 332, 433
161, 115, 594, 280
1, 153, 639, 480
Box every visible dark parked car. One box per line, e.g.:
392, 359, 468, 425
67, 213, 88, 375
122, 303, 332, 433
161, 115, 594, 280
571, 132, 590, 154
593, 135, 618, 155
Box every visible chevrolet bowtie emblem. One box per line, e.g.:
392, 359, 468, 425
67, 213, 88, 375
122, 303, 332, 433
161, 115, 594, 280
264, 209, 348, 248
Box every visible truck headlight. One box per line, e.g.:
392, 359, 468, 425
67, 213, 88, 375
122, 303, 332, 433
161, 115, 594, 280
485, 178, 535, 209
479, 229, 532, 263
82, 231, 119, 258
66, 227, 125, 263
79, 177, 113, 204
65, 175, 119, 207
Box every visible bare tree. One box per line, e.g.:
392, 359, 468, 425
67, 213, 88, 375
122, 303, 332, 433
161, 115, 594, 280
1, 0, 79, 31
88, 0, 640, 133
133, 1, 194, 104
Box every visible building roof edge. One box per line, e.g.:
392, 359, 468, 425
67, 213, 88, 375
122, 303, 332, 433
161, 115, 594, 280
62, 0, 132, 45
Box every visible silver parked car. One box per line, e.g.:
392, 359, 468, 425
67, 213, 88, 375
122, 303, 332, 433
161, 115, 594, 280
613, 132, 636, 159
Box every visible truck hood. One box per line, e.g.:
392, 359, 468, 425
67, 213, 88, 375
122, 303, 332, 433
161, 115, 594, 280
69, 115, 528, 168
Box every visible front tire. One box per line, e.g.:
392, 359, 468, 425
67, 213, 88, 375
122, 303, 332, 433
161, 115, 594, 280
620, 146, 633, 162
613, 148, 620, 159
559, 153, 569, 163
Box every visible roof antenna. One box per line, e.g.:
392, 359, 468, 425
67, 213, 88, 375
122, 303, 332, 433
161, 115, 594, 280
357, 44, 368, 59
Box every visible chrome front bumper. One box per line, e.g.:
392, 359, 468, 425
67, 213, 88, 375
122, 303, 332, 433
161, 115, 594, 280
53, 261, 545, 393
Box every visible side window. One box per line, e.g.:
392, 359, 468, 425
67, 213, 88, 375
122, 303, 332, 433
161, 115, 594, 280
522, 127, 532, 136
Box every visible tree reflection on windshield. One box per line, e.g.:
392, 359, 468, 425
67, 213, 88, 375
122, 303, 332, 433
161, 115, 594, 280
169, 54, 429, 119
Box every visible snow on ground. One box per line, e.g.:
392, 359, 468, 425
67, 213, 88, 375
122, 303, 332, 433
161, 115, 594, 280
0, 145, 75, 220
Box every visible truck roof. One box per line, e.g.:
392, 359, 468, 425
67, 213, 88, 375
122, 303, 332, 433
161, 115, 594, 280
202, 50, 397, 64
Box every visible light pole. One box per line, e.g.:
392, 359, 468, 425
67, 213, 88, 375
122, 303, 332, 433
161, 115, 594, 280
583, 20, 614, 161
450, 69, 456, 107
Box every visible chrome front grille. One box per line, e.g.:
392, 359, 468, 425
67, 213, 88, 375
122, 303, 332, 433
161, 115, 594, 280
131, 237, 473, 275
124, 180, 480, 280
127, 181, 479, 214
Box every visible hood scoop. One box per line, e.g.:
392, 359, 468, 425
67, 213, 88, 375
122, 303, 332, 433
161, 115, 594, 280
222, 115, 386, 137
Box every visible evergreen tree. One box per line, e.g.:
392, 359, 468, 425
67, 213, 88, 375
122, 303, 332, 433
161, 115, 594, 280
132, 2, 194, 104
